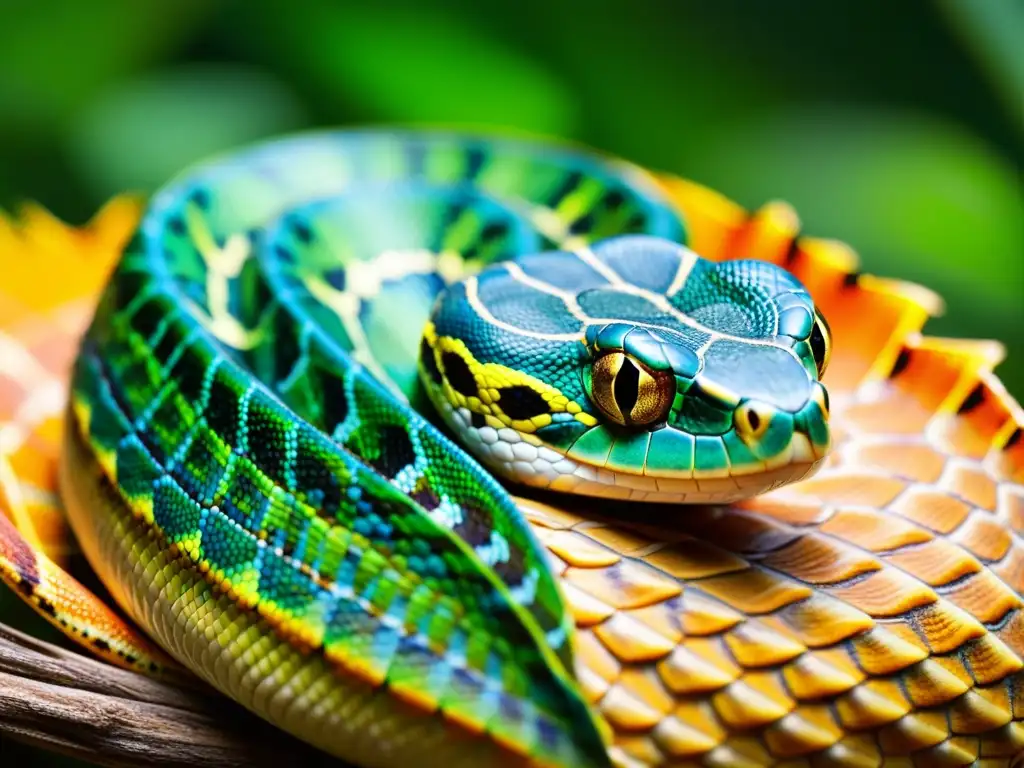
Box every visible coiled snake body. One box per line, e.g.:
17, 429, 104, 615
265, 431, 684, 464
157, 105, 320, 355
54, 130, 1022, 767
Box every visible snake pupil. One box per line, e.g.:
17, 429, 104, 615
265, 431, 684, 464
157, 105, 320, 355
747, 410, 761, 432
614, 357, 640, 418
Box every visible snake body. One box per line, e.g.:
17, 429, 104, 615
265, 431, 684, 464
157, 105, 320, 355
57, 130, 1021, 767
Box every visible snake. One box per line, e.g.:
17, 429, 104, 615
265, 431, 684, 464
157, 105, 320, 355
51, 129, 1021, 767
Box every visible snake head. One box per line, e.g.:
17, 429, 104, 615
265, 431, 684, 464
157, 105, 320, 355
420, 235, 831, 504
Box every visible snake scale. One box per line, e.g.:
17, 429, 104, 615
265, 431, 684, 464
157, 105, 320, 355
46, 129, 1021, 767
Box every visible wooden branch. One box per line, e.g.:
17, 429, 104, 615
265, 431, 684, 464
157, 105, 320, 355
0, 622, 339, 767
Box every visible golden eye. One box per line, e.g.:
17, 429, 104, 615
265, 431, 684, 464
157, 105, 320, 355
809, 309, 832, 379
735, 401, 773, 441
590, 352, 674, 427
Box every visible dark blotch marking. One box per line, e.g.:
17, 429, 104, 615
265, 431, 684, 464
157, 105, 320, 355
843, 271, 862, 288
166, 216, 186, 236
291, 218, 314, 243
190, 188, 211, 209
569, 212, 596, 235
131, 295, 166, 342
93, 638, 111, 653
890, 349, 911, 379
957, 384, 986, 414
36, 596, 57, 617
547, 170, 583, 207
441, 352, 477, 397
497, 386, 549, 420
603, 189, 626, 211
246, 398, 288, 485
784, 239, 801, 266
471, 412, 486, 429
480, 222, 508, 242
374, 425, 417, 477
464, 146, 486, 179
273, 243, 295, 264
1005, 427, 1022, 450
311, 363, 350, 433
206, 374, 241, 448
325, 268, 346, 291
613, 358, 640, 419
420, 338, 443, 385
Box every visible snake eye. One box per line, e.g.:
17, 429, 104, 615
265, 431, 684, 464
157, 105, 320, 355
809, 310, 832, 379
590, 352, 674, 427
735, 401, 773, 441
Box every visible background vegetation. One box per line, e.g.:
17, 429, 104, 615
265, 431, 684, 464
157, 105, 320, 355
0, 1, 1021, 764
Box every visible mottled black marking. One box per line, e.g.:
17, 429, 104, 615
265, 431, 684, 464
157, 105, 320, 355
420, 338, 442, 384
273, 243, 295, 264
375, 425, 417, 477
206, 373, 241, 447
547, 170, 583, 208
480, 221, 508, 241
497, 386, 549, 420
1005, 427, 1022, 450
890, 349, 911, 378
603, 189, 626, 211
290, 217, 314, 243
36, 596, 57, 617
189, 187, 211, 209
569, 212, 596, 235
130, 295, 166, 342
292, 432, 342, 513
325, 268, 346, 291
464, 146, 486, 179
614, 358, 640, 418
93, 638, 111, 653
166, 216, 186, 236
270, 306, 301, 385
441, 352, 477, 397
957, 384, 986, 414
246, 397, 288, 486
843, 271, 862, 288
311, 362, 350, 433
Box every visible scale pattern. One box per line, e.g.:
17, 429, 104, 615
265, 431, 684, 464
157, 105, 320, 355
0, 138, 1020, 768
533, 188, 1024, 767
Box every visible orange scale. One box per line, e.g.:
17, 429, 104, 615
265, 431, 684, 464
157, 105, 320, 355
819, 507, 931, 552
762, 705, 844, 759
941, 461, 999, 511
786, 473, 907, 510
989, 543, 1023, 596
839, 386, 937, 437
654, 174, 747, 261
639, 538, 747, 581
759, 533, 882, 586
674, 507, 802, 556
722, 201, 800, 266
710, 671, 796, 730
947, 688, 1014, 735
783, 237, 860, 308
881, 538, 982, 588
887, 487, 972, 534
739, 495, 834, 528
937, 570, 1022, 627
949, 509, 1014, 562
823, 567, 938, 619
846, 440, 948, 483
876, 710, 950, 753
776, 593, 875, 649
781, 647, 865, 700
693, 567, 812, 616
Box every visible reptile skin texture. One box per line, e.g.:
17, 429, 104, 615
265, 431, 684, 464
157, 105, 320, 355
0, 141, 1021, 768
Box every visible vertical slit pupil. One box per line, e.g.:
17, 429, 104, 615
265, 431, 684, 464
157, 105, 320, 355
614, 357, 640, 419
810, 322, 827, 370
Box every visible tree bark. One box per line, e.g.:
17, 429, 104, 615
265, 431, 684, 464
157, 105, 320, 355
0, 622, 339, 767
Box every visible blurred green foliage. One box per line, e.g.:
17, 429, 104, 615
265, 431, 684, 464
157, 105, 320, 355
1, 0, 1020, 393
0, 0, 1021, 761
